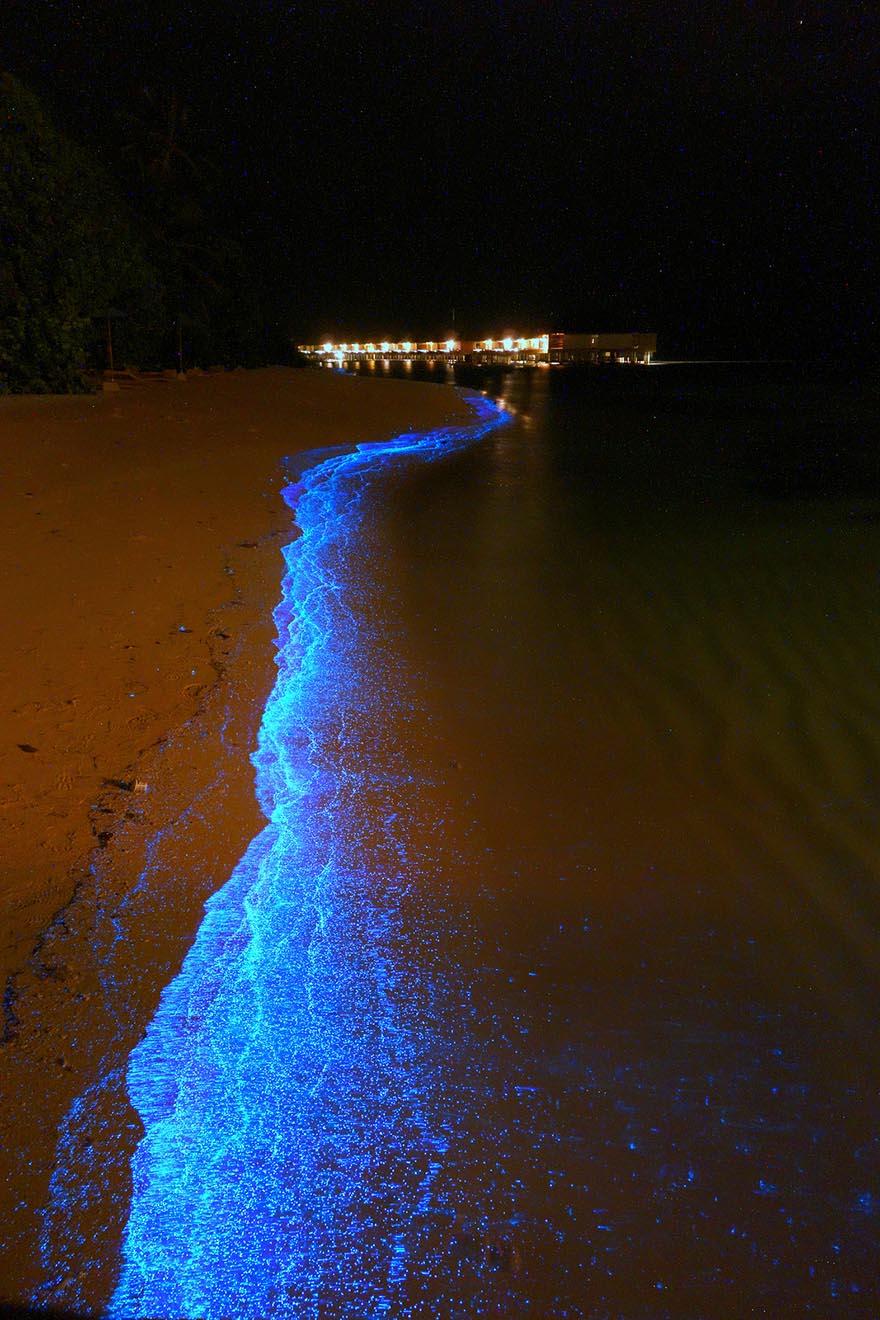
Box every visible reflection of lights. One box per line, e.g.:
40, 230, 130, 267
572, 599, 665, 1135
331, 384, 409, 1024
335, 350, 344, 363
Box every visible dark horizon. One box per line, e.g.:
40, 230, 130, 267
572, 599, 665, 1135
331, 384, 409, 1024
4, 0, 878, 361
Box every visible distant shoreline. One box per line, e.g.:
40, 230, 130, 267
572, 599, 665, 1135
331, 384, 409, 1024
649, 357, 796, 365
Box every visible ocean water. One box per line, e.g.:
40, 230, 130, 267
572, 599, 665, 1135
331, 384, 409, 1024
110, 366, 879, 1317
357, 364, 880, 1316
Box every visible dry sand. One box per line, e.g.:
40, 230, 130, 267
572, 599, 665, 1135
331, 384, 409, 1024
0, 367, 470, 1309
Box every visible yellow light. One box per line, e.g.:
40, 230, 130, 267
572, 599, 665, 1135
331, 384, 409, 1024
502, 337, 513, 351
322, 342, 333, 353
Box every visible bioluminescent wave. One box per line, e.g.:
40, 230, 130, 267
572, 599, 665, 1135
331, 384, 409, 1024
109, 395, 507, 1319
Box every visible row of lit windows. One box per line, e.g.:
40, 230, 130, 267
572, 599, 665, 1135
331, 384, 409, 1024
301, 335, 551, 356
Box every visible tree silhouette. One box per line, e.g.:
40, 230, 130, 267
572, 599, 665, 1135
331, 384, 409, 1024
117, 85, 264, 366
0, 74, 160, 391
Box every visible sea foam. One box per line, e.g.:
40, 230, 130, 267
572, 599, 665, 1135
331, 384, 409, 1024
109, 395, 507, 1319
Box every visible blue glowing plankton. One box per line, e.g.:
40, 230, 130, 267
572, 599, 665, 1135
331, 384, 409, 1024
109, 396, 507, 1319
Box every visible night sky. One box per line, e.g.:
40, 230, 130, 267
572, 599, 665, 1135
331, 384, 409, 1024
5, 0, 878, 356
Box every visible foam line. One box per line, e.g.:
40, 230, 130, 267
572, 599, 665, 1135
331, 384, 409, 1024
108, 394, 507, 1318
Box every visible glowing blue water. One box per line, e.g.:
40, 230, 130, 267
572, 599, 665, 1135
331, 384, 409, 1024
109, 395, 507, 1319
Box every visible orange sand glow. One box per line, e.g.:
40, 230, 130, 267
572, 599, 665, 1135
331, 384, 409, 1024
0, 367, 469, 1305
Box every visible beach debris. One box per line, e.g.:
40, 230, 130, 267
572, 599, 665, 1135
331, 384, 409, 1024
177, 624, 192, 633
17, 743, 38, 753
101, 776, 148, 793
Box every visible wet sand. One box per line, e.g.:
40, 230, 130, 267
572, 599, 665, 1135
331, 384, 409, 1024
0, 368, 470, 1309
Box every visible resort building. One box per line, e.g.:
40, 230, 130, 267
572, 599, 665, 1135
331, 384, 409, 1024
298, 332, 657, 365
548, 332, 656, 364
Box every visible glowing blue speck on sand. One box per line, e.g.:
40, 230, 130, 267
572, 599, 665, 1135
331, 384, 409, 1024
110, 396, 507, 1319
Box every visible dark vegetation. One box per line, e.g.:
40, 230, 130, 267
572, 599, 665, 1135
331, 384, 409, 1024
1, 75, 283, 392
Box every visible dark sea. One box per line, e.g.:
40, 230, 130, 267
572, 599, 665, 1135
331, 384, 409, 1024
344, 360, 880, 1315
101, 361, 880, 1320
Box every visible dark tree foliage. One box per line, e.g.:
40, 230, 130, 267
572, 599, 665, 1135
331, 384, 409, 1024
115, 85, 267, 367
0, 74, 162, 392
1, 76, 275, 392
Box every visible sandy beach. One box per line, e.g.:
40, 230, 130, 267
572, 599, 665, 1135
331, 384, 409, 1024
0, 367, 471, 1309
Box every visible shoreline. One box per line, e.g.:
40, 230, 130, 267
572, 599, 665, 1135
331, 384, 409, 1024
0, 367, 472, 1309
109, 394, 506, 1317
